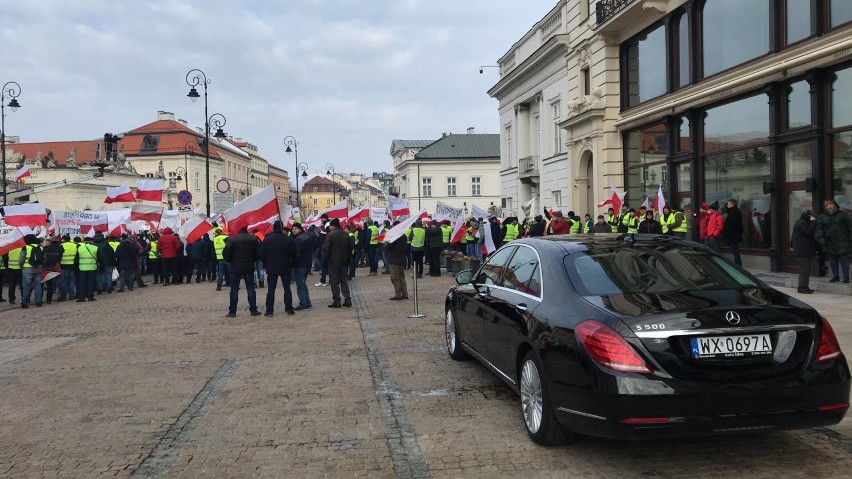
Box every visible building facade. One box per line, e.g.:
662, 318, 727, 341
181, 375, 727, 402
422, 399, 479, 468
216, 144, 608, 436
490, 0, 852, 272
391, 132, 501, 216
267, 163, 290, 207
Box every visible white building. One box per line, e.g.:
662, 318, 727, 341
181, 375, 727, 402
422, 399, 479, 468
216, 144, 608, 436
391, 131, 501, 217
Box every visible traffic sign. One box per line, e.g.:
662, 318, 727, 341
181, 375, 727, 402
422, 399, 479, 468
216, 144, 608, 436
213, 192, 234, 215
177, 190, 193, 206
216, 178, 231, 193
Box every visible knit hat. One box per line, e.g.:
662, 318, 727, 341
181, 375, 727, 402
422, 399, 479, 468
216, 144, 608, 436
709, 201, 719, 210
329, 218, 340, 228
291, 222, 302, 230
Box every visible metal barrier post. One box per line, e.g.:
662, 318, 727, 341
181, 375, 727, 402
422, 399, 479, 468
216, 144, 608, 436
408, 267, 425, 318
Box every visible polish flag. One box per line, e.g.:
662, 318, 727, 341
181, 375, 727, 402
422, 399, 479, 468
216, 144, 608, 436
222, 185, 279, 234
655, 185, 666, 213
450, 212, 466, 244
382, 209, 427, 244
347, 205, 370, 222
0, 228, 27, 256
14, 164, 31, 181
2, 203, 47, 227
388, 197, 409, 218
135, 179, 164, 202
483, 219, 497, 254
130, 204, 163, 223
316, 199, 349, 219
178, 216, 214, 243
80, 215, 108, 234
104, 184, 136, 204
107, 223, 128, 238
597, 185, 626, 213
247, 215, 278, 235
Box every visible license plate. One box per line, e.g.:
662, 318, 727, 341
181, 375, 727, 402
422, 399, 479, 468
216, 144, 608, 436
690, 334, 773, 359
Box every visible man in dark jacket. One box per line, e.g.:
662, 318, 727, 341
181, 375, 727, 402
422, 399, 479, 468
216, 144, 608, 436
115, 234, 138, 292
385, 222, 409, 300
638, 211, 663, 234
260, 220, 296, 316
817, 199, 852, 283
222, 226, 261, 317
42, 235, 64, 304
792, 210, 818, 294
425, 220, 444, 277
95, 233, 116, 294
291, 223, 314, 310
322, 218, 352, 308
722, 199, 744, 266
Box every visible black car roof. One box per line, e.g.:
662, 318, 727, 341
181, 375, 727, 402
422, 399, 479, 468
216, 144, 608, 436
510, 233, 695, 255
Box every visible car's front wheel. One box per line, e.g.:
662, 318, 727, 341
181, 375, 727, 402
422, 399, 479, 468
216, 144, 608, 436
445, 307, 470, 360
519, 351, 571, 446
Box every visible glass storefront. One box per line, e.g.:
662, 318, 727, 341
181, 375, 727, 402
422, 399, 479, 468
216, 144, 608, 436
704, 94, 769, 152
787, 80, 811, 129
702, 0, 770, 76
624, 24, 667, 107
833, 131, 852, 214
832, 69, 852, 128
831, 0, 852, 27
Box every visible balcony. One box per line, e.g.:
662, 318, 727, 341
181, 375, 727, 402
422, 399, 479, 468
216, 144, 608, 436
518, 155, 539, 185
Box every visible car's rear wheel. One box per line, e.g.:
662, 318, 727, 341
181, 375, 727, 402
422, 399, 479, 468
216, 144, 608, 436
445, 308, 470, 360
520, 351, 571, 446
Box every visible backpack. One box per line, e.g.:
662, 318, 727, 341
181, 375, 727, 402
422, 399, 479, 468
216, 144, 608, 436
28, 245, 44, 267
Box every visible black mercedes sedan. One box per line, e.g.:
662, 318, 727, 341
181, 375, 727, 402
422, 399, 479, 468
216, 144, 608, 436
444, 234, 850, 445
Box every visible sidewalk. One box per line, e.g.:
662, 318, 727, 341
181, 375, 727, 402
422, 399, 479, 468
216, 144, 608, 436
749, 268, 852, 295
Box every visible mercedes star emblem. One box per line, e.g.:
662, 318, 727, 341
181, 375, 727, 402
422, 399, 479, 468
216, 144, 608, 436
725, 311, 741, 325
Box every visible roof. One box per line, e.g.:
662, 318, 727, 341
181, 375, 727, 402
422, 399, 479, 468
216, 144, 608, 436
121, 119, 225, 159
390, 139, 434, 155
3, 140, 104, 166
414, 134, 499, 160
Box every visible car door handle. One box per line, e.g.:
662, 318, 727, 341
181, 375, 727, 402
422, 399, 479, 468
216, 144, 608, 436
516, 303, 528, 312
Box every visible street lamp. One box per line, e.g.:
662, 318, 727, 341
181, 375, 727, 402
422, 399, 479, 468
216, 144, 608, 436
284, 136, 308, 211
186, 69, 226, 217
325, 162, 337, 204
1, 81, 22, 206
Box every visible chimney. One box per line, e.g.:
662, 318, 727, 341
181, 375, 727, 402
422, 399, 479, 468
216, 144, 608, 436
157, 111, 176, 121
467, 127, 475, 134
178, 119, 188, 126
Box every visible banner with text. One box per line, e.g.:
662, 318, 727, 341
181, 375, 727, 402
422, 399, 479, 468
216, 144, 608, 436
434, 201, 463, 222
370, 207, 387, 224
469, 204, 490, 221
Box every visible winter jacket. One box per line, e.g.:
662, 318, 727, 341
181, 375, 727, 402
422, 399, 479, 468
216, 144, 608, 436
818, 209, 852, 256
706, 211, 723, 238
222, 231, 260, 275
791, 213, 818, 258
592, 222, 612, 233
638, 219, 663, 234
116, 239, 139, 270
292, 231, 316, 268
156, 228, 181, 259
96, 240, 116, 271
188, 239, 208, 260
42, 243, 63, 269
260, 231, 296, 275
384, 235, 408, 266
425, 224, 444, 249
322, 227, 352, 266
722, 206, 744, 245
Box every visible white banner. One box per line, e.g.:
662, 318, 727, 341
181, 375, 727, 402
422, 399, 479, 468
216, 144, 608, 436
469, 204, 489, 221
434, 201, 463, 222
370, 207, 387, 224
50, 211, 108, 236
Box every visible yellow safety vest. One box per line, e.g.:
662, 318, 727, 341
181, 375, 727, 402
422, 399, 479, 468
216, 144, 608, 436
148, 240, 160, 260
569, 219, 580, 234
8, 247, 23, 270
627, 216, 640, 234
404, 228, 412, 244
410, 227, 426, 248
368, 225, 379, 245
607, 214, 619, 232
348, 232, 357, 252
213, 235, 227, 260
109, 240, 119, 252
77, 244, 99, 271
504, 223, 519, 242
463, 225, 474, 242
22, 245, 41, 269
661, 213, 673, 234
61, 242, 78, 266
672, 211, 688, 233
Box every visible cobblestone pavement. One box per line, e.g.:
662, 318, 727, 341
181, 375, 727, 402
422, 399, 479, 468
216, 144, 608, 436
1, 269, 852, 478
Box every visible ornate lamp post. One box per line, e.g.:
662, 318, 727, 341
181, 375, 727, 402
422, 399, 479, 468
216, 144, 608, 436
325, 163, 337, 204
1, 81, 22, 206
186, 69, 227, 217
284, 136, 308, 211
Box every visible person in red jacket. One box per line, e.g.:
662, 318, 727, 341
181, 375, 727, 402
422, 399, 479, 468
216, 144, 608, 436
697, 202, 710, 243
157, 227, 182, 285
705, 202, 723, 253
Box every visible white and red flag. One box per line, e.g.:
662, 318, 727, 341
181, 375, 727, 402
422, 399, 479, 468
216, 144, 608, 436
381, 209, 427, 245
179, 216, 214, 243
483, 219, 497, 254
2, 203, 47, 227
597, 185, 626, 213
316, 199, 349, 219
104, 184, 136, 204
14, 164, 31, 181
79, 215, 108, 235
388, 196, 409, 218
347, 205, 370, 223
135, 179, 164, 202
655, 185, 666, 213
130, 204, 163, 223
222, 185, 279, 234
0, 228, 26, 256
450, 212, 466, 244
247, 215, 278, 235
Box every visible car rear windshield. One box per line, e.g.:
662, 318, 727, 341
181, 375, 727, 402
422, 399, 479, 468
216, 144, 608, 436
564, 244, 759, 296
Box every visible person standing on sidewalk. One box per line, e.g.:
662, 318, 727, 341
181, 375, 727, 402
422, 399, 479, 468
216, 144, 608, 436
157, 227, 181, 286
817, 199, 852, 283
115, 234, 137, 292
322, 218, 352, 308
260, 220, 296, 316
213, 228, 230, 290
57, 234, 77, 301
385, 222, 409, 300
291, 223, 314, 310
722, 199, 744, 266
75, 236, 99, 302
41, 235, 63, 304
222, 226, 261, 318
19, 234, 44, 308
426, 220, 444, 277
792, 210, 818, 294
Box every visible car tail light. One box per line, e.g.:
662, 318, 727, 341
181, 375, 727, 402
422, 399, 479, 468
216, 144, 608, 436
575, 320, 653, 374
817, 403, 849, 411
816, 317, 843, 364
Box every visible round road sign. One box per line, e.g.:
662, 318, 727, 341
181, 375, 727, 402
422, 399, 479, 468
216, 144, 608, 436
177, 190, 193, 206
216, 178, 231, 193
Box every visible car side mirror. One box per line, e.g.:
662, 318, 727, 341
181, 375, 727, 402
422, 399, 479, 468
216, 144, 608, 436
455, 269, 473, 285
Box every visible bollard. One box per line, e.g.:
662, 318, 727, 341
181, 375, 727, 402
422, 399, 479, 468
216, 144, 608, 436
408, 268, 426, 318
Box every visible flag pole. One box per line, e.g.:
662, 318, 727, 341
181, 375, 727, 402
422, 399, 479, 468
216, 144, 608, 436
407, 264, 425, 318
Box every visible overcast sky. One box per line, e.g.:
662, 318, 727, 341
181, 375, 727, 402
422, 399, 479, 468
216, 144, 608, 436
1, 0, 558, 177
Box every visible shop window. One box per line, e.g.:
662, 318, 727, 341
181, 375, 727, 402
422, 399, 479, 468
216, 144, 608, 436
832, 68, 852, 128
625, 122, 669, 168
832, 131, 852, 210
626, 163, 667, 211
701, 0, 770, 77
624, 23, 667, 107
703, 148, 771, 249
676, 11, 690, 88
785, 142, 812, 183
786, 0, 811, 44
786, 80, 812, 129
703, 94, 769, 152
677, 116, 691, 152
831, 0, 852, 27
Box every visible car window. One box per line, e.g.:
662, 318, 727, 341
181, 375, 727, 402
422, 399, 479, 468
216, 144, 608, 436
501, 246, 541, 297
565, 244, 759, 295
477, 246, 516, 286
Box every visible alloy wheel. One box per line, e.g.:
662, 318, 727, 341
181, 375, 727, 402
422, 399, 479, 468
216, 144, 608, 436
520, 359, 543, 434
446, 309, 456, 354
